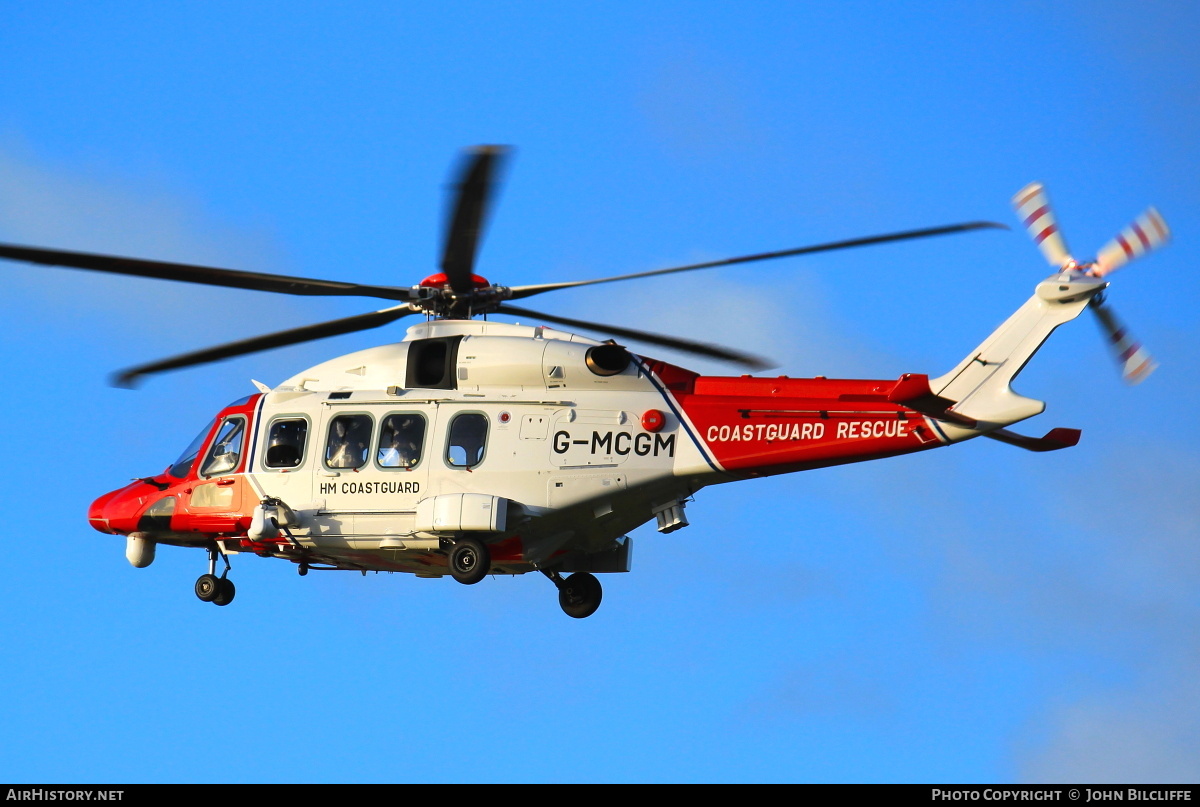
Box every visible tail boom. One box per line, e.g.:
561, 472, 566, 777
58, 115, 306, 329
656, 372, 950, 479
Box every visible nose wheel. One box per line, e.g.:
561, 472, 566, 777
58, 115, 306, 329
542, 570, 603, 618
194, 545, 236, 606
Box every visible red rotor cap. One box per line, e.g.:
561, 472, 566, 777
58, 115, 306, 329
420, 272, 490, 290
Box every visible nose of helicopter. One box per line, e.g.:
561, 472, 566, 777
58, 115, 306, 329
88, 483, 147, 535
88, 489, 121, 534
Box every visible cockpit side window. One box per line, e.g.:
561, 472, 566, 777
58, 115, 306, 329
168, 419, 216, 479
446, 412, 488, 469
200, 416, 247, 477
264, 418, 309, 469
377, 413, 426, 469
325, 414, 372, 470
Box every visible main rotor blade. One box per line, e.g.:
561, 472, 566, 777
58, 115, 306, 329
0, 243, 418, 301
496, 304, 773, 370
113, 304, 419, 387
441, 145, 509, 294
507, 221, 1006, 300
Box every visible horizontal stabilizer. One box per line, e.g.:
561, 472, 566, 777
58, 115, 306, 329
983, 427, 1081, 452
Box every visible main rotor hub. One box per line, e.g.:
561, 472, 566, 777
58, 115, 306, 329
417, 273, 510, 319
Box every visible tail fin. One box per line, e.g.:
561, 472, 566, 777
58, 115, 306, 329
928, 273, 1107, 430
935, 182, 1170, 434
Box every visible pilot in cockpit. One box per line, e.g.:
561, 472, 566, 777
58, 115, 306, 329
202, 420, 244, 476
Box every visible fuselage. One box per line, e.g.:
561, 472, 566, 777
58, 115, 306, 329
89, 319, 951, 576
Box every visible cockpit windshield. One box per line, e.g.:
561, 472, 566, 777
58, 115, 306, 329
168, 419, 216, 479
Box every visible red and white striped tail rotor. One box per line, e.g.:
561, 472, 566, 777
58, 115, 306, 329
1091, 299, 1158, 385
1012, 182, 1170, 385
1012, 182, 1074, 269
1091, 207, 1171, 277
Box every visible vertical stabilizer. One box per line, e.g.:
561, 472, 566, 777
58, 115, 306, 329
928, 273, 1106, 429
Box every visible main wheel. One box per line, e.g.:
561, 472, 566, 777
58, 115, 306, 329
558, 572, 603, 619
448, 538, 490, 585
194, 573, 221, 602
212, 578, 236, 606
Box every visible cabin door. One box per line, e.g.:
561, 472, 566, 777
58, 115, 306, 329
312, 405, 434, 535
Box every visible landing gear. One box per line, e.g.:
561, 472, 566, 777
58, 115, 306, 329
212, 578, 236, 606
195, 573, 221, 602
448, 537, 490, 585
542, 570, 603, 618
194, 544, 236, 606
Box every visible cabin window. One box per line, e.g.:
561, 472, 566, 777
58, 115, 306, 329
377, 413, 426, 469
264, 418, 309, 469
446, 412, 488, 469
169, 418, 216, 478
325, 414, 372, 470
200, 416, 246, 477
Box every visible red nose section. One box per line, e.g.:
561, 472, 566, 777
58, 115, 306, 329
88, 489, 121, 534
88, 482, 151, 535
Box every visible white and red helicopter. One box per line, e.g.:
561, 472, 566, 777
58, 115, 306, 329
0, 148, 1170, 617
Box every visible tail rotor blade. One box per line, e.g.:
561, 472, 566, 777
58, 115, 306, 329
1090, 299, 1157, 385
1092, 207, 1170, 277
1012, 182, 1074, 269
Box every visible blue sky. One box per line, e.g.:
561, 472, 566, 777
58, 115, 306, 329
1, 1, 1197, 784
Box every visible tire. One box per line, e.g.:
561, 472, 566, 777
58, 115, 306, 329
194, 573, 221, 602
558, 572, 602, 619
448, 538, 490, 585
212, 578, 236, 607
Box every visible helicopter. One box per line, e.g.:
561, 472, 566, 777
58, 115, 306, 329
0, 147, 1170, 618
